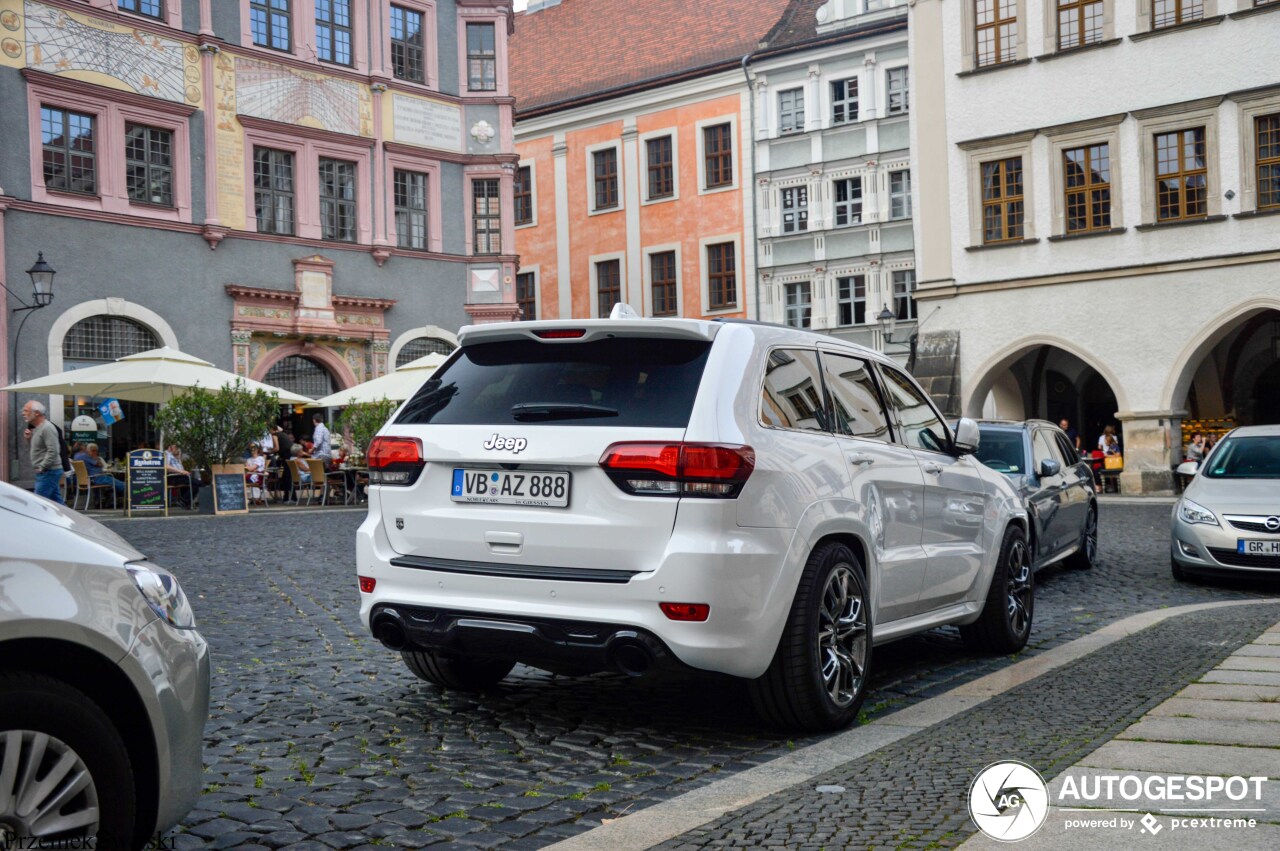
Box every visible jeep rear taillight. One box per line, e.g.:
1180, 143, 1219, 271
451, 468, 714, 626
367, 436, 425, 486
599, 442, 754, 498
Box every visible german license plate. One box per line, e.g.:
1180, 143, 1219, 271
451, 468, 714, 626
451, 469, 570, 507
1238, 539, 1280, 556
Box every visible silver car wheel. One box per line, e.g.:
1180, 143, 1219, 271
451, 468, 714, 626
0, 729, 100, 841
817, 564, 868, 708
1006, 540, 1032, 637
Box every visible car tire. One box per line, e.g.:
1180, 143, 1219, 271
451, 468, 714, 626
961, 526, 1034, 654
401, 651, 515, 690
0, 672, 137, 849
1065, 504, 1098, 570
749, 542, 872, 732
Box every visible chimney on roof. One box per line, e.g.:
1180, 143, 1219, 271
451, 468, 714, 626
524, 0, 563, 12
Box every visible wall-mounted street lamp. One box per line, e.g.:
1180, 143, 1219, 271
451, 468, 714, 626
877, 304, 917, 366
5, 252, 57, 462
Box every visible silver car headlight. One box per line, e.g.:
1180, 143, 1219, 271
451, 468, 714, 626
127, 562, 197, 629
1177, 498, 1219, 527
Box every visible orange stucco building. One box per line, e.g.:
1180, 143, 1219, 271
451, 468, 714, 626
509, 0, 797, 321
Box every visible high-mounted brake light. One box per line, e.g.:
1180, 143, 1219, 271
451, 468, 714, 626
534, 329, 586, 339
367, 436, 425, 486
599, 443, 754, 498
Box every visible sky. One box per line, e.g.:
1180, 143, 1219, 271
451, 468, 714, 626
513, 0, 528, 9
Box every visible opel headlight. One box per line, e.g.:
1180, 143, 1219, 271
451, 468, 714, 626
1177, 498, 1219, 527
128, 562, 197, 629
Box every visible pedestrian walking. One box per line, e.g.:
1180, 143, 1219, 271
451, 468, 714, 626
22, 400, 64, 504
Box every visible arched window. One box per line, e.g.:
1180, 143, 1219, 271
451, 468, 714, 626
62, 316, 159, 362
265, 356, 337, 400
396, 336, 455, 367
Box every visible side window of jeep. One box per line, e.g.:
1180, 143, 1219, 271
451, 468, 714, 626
759, 349, 829, 433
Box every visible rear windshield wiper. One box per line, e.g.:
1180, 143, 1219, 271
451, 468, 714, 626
510, 403, 619, 422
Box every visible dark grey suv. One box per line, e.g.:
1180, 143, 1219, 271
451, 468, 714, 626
974, 420, 1098, 571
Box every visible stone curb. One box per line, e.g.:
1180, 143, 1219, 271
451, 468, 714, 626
543, 598, 1280, 851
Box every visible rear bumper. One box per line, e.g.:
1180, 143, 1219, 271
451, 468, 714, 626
369, 603, 684, 676
356, 496, 798, 679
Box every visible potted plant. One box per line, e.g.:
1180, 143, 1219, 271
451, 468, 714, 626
151, 382, 280, 513
338, 398, 399, 463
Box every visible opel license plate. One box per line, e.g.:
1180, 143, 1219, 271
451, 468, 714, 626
1238, 539, 1280, 556
451, 469, 570, 507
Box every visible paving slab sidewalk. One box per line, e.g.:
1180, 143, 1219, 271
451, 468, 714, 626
962, 618, 1280, 850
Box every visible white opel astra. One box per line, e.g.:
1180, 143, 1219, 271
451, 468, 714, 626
356, 314, 1029, 731
1172, 425, 1280, 580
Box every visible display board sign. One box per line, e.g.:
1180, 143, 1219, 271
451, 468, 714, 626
127, 449, 167, 517
70, 414, 98, 445
212, 463, 248, 515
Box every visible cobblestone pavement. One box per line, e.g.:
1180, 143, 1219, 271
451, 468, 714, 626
103, 503, 1279, 850
656, 604, 1280, 850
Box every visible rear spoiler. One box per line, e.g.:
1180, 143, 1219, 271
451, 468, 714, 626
457, 318, 721, 346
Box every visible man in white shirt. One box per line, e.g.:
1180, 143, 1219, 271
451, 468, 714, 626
311, 414, 332, 461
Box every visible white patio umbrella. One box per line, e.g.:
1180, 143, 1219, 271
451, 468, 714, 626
309, 353, 446, 408
1, 346, 316, 405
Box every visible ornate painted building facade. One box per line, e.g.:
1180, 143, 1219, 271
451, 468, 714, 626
1, 0, 519, 480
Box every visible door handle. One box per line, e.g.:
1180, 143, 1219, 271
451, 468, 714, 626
848, 452, 875, 467
922, 462, 943, 475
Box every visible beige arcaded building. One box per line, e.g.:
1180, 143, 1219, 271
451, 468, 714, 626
908, 0, 1280, 494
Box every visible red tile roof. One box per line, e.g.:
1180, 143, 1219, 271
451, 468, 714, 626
511, 0, 796, 117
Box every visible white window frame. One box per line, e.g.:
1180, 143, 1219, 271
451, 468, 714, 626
780, 185, 810, 234
889, 169, 912, 220
639, 127, 680, 205
698, 233, 742, 315
833, 176, 863, 227
883, 65, 910, 117
778, 87, 806, 135
891, 268, 917, 322
589, 250, 627, 318
835, 272, 870, 327
695, 114, 738, 195
829, 76, 860, 127
584, 140, 623, 216
784, 281, 813, 329
642, 243, 683, 317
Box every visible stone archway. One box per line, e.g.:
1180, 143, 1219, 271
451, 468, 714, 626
251, 342, 358, 392
963, 335, 1129, 424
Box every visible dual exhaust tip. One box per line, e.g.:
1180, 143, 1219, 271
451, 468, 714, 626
370, 609, 659, 677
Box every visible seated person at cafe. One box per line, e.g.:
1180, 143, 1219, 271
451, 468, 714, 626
164, 444, 200, 508
73, 442, 125, 495
244, 444, 268, 505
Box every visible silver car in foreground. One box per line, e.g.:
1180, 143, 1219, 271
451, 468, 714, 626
0, 481, 209, 849
1172, 425, 1280, 581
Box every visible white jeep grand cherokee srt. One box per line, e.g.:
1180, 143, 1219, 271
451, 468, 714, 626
356, 316, 1030, 731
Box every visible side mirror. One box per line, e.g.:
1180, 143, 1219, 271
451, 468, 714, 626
1176, 460, 1198, 477
953, 417, 980, 455
1039, 458, 1061, 478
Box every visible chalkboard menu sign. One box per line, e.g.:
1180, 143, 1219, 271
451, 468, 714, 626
212, 464, 248, 515
127, 449, 167, 517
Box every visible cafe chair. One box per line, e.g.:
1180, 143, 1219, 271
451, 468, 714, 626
71, 460, 117, 511
305, 459, 334, 506
292, 459, 324, 506
168, 476, 193, 510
